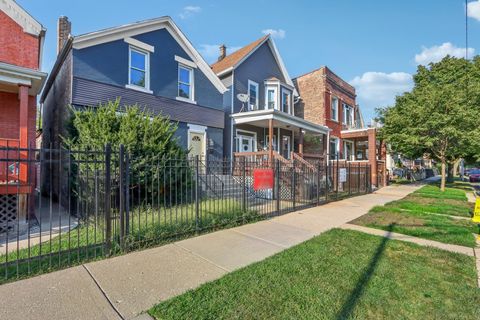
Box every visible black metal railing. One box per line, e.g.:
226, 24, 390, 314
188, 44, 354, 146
0, 144, 371, 283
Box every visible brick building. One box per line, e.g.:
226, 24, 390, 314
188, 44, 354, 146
294, 66, 386, 187
0, 0, 47, 228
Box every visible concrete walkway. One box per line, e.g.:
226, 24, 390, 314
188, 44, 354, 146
0, 183, 423, 320
340, 223, 475, 256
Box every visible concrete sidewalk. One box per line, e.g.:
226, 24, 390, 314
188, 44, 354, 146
0, 184, 423, 320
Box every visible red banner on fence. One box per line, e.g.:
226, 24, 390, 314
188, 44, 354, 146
253, 168, 274, 191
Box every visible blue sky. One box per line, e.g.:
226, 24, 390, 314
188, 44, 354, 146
17, 0, 480, 122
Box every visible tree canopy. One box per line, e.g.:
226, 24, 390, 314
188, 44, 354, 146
378, 56, 480, 190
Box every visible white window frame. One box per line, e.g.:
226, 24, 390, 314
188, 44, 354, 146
343, 103, 354, 126
126, 46, 152, 93
265, 85, 278, 110
281, 88, 291, 114
176, 64, 195, 103
343, 140, 354, 161
331, 96, 339, 121
248, 80, 259, 110
236, 129, 257, 152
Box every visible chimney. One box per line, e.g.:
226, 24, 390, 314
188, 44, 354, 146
218, 44, 226, 62
57, 16, 71, 55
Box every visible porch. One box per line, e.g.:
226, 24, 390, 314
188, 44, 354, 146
340, 127, 387, 187
231, 109, 329, 165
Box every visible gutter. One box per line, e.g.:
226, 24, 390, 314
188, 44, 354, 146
40, 35, 74, 103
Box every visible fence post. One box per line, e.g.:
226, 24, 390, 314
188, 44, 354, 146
348, 162, 351, 196
195, 155, 200, 232
357, 162, 361, 194
242, 157, 246, 212
292, 159, 296, 211
316, 161, 321, 205
336, 153, 339, 200
276, 159, 280, 215
119, 144, 125, 249
104, 143, 112, 255
125, 151, 130, 236
325, 157, 329, 202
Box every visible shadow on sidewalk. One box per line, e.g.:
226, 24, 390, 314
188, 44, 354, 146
336, 223, 394, 320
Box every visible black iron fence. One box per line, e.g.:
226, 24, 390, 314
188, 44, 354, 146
0, 145, 371, 283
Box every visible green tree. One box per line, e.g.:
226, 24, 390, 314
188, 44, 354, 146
64, 99, 191, 204
379, 56, 480, 191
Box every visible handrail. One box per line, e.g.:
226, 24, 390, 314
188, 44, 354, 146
272, 151, 291, 166
198, 160, 224, 198
291, 152, 316, 171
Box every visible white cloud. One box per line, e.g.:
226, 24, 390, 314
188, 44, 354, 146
467, 0, 480, 21
350, 72, 414, 120
414, 42, 475, 65
198, 44, 242, 63
261, 28, 286, 39
179, 6, 201, 19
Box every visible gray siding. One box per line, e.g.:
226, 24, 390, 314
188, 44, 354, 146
233, 42, 285, 114
73, 28, 223, 109
72, 77, 224, 129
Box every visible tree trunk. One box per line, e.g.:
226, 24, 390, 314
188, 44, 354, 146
447, 162, 454, 183
440, 160, 446, 192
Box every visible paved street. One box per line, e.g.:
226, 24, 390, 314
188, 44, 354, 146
0, 183, 426, 320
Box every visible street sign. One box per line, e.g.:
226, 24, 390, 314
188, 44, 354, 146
253, 168, 274, 191
473, 198, 480, 224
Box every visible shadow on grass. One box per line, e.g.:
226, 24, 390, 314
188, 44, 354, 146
336, 224, 394, 320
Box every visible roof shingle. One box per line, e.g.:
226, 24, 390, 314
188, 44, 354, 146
210, 35, 269, 74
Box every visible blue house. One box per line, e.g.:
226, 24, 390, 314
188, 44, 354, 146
41, 16, 227, 160
211, 35, 329, 163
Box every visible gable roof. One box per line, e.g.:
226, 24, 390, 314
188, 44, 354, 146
210, 35, 296, 91
71, 16, 227, 94
211, 35, 268, 75
0, 0, 44, 36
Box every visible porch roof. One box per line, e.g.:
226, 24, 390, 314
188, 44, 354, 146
231, 109, 330, 135
0, 62, 47, 95
340, 127, 373, 139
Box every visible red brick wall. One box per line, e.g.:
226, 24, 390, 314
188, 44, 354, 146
0, 92, 37, 147
294, 67, 357, 157
0, 11, 39, 69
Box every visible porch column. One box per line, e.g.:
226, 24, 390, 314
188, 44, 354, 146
367, 128, 377, 187
268, 119, 274, 164
18, 85, 29, 182
298, 128, 304, 157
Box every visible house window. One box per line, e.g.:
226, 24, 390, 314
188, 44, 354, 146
331, 96, 339, 121
266, 86, 277, 109
344, 140, 354, 160
281, 89, 291, 114
248, 80, 259, 110
343, 104, 354, 126
129, 47, 149, 89
329, 137, 339, 159
178, 65, 193, 100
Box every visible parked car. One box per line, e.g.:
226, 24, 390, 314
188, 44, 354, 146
469, 169, 480, 182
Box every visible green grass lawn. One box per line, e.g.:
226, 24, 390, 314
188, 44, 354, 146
351, 184, 477, 247
149, 229, 480, 320
0, 199, 260, 284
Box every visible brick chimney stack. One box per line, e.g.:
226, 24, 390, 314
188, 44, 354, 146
218, 44, 226, 62
57, 16, 71, 55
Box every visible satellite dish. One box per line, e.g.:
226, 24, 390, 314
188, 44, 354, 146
237, 93, 249, 103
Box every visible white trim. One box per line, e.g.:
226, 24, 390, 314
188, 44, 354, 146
72, 16, 227, 94
188, 123, 207, 133
247, 80, 259, 110
329, 136, 340, 159
0, 0, 43, 35
124, 37, 154, 52
0, 62, 47, 95
331, 96, 339, 121
231, 109, 330, 135
281, 87, 292, 115
177, 64, 195, 103
128, 46, 151, 92
0, 74, 31, 86
187, 130, 206, 158
236, 129, 257, 153
176, 96, 197, 104
265, 85, 278, 110
175, 55, 196, 68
